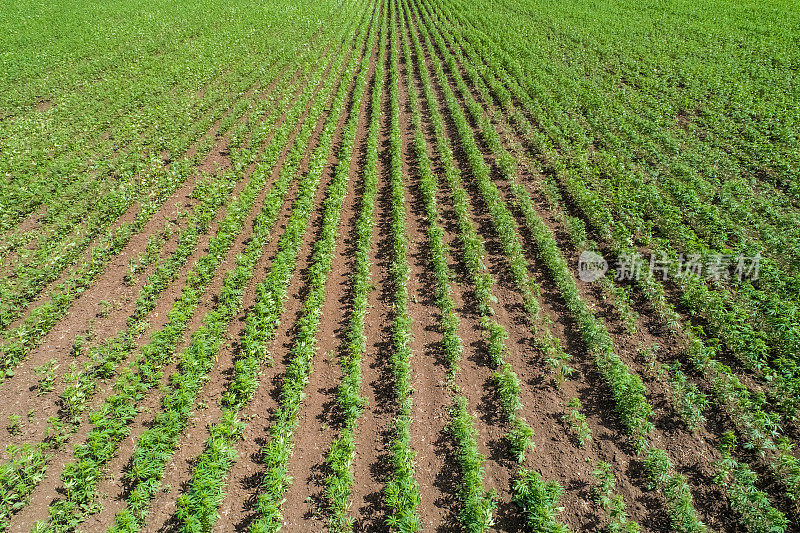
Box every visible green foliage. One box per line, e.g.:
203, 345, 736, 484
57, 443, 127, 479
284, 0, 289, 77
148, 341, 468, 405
34, 359, 58, 395
512, 469, 571, 533
4, 0, 800, 530
449, 397, 496, 532
667, 362, 709, 431
6, 415, 22, 437
241, 9, 377, 532
382, 3, 422, 529
714, 435, 788, 533
591, 461, 640, 533
642, 449, 707, 533
563, 398, 592, 447
324, 5, 387, 530
32, 15, 362, 526
599, 278, 639, 337
427, 0, 800, 508
412, 0, 657, 451
401, 8, 495, 529
0, 445, 47, 529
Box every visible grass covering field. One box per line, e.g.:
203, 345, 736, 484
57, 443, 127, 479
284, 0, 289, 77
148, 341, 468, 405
0, 0, 798, 531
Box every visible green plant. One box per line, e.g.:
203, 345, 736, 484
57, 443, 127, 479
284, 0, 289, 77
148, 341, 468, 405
643, 449, 707, 533
7, 415, 22, 436
70, 335, 85, 358
97, 300, 111, 318
36, 24, 362, 526
324, 8, 386, 529
383, 5, 422, 529
176, 10, 377, 533
599, 278, 639, 336
546, 351, 574, 388
667, 362, 709, 431
714, 432, 787, 533
34, 359, 58, 395
591, 461, 640, 533
638, 344, 663, 379
512, 469, 570, 533
563, 398, 592, 447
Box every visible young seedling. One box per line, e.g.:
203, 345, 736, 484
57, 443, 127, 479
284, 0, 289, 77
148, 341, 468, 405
71, 335, 85, 358
7, 414, 22, 436
600, 278, 639, 336
34, 359, 58, 395
563, 398, 592, 447
592, 461, 640, 532
667, 362, 708, 430
638, 343, 663, 378
547, 351, 574, 388
714, 432, 787, 532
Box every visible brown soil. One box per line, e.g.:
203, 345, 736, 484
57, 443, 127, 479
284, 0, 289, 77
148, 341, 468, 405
214, 19, 374, 532
413, 2, 751, 529
3, 30, 327, 529
1, 0, 774, 531
343, 24, 404, 533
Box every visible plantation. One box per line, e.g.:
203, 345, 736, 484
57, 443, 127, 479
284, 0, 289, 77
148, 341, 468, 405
0, 0, 798, 530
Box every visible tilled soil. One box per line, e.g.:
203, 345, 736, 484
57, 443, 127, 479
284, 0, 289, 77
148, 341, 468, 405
0, 0, 779, 531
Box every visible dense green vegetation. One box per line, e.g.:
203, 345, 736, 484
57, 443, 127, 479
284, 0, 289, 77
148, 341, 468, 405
1, 0, 797, 530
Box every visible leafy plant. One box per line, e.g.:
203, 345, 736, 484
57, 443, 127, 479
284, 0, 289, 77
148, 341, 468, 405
512, 469, 571, 533
714, 432, 787, 533
7, 415, 22, 436
34, 359, 58, 395
591, 461, 640, 533
667, 362, 708, 431
563, 398, 592, 447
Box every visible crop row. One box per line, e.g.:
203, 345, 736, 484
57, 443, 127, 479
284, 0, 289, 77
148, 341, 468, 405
174, 4, 377, 532
382, 2, 423, 530
105, 8, 375, 533
0, 17, 355, 529
425, 0, 800, 520
0, 0, 350, 347
0, 170, 235, 532
411, 0, 712, 530
322, 0, 387, 530
0, 0, 338, 250
0, 44, 321, 382
401, 0, 569, 529
27, 10, 370, 530
436, 0, 798, 275
434, 0, 800, 431
399, 3, 495, 530
410, 0, 551, 466
0, 46, 286, 336
57, 44, 321, 431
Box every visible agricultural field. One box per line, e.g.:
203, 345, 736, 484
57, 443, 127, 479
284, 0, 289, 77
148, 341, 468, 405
0, 0, 798, 530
